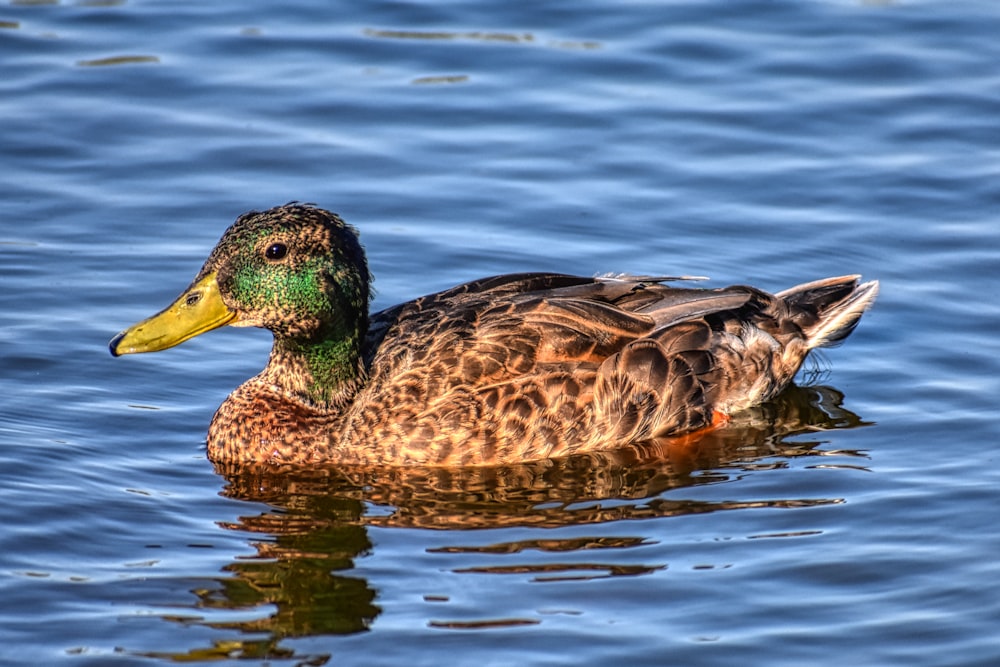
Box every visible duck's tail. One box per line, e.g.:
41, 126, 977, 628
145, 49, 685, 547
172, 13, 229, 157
777, 275, 880, 350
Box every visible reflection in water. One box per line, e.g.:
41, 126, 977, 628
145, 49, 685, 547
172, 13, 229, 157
363, 28, 535, 43
144, 384, 869, 662
411, 75, 471, 85
362, 28, 601, 50
76, 55, 160, 67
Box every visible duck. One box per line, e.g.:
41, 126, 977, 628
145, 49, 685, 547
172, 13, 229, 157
110, 203, 878, 466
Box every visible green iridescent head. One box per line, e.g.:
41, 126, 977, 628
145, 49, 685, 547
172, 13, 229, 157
211, 204, 371, 341
110, 204, 371, 356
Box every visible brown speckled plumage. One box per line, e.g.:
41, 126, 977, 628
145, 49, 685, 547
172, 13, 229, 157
111, 204, 878, 466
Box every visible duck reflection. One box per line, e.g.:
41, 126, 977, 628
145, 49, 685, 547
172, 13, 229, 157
153, 384, 869, 661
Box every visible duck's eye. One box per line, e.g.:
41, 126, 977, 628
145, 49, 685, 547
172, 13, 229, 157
264, 243, 287, 261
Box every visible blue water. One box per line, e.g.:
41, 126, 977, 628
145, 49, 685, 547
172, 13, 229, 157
2, 1, 1000, 665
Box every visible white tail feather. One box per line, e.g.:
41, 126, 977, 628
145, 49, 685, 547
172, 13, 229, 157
805, 279, 879, 350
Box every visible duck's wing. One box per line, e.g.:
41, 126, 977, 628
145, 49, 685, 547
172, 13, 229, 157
364, 273, 594, 364
593, 275, 878, 443
476, 281, 754, 368
364, 274, 749, 377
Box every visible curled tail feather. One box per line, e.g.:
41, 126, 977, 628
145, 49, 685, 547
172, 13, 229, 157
777, 275, 880, 350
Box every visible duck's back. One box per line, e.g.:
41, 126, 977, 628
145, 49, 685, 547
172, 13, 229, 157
340, 272, 876, 465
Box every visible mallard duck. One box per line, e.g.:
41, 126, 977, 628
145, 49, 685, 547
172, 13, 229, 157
110, 204, 878, 466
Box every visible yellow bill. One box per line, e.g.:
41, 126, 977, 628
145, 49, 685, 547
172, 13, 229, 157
110, 271, 237, 356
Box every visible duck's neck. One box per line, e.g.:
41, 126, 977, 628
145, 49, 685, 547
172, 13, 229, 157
264, 332, 366, 409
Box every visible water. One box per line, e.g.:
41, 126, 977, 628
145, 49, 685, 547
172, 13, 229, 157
2, 1, 999, 665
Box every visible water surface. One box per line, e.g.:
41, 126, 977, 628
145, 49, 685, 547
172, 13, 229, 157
2, 1, 999, 665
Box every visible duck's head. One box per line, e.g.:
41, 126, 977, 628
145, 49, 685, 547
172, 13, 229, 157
110, 204, 371, 356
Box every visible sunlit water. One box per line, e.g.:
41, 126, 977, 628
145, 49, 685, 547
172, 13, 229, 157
2, 1, 999, 665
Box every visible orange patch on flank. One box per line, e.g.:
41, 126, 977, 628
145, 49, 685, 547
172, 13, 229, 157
661, 410, 731, 448
710, 410, 731, 428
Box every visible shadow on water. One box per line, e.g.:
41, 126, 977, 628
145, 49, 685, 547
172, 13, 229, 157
139, 384, 870, 662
